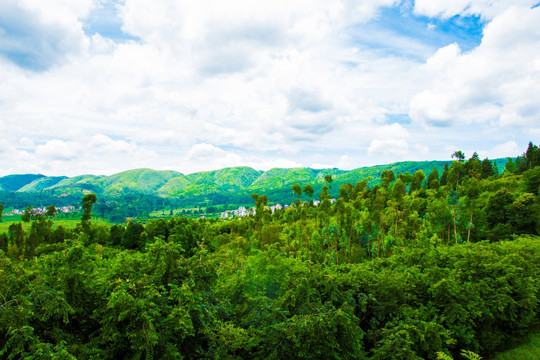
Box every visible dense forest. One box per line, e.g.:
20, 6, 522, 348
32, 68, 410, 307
1, 142, 539, 359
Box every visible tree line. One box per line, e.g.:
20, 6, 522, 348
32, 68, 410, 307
0, 142, 539, 359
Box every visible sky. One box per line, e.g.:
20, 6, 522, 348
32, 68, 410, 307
0, 0, 539, 177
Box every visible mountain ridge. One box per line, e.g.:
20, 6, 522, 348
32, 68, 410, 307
0, 158, 509, 203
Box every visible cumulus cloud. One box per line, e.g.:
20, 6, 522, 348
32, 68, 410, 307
36, 139, 82, 161
368, 123, 410, 158
414, 0, 537, 20
0, 0, 93, 70
0, 0, 538, 177
410, 5, 540, 130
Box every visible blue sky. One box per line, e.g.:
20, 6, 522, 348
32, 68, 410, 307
0, 0, 539, 176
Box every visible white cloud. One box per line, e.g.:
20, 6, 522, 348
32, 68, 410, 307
489, 141, 520, 158
36, 139, 82, 161
368, 138, 409, 156
414, 0, 537, 20
410, 5, 540, 130
0, 0, 538, 177
0, 0, 93, 70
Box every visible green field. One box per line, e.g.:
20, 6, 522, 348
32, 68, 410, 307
0, 216, 111, 234
492, 331, 540, 360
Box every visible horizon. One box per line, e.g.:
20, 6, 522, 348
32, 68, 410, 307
1, 1, 539, 177
0, 155, 512, 179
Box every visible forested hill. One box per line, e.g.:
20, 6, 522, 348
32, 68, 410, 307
0, 143, 539, 359
0, 158, 509, 210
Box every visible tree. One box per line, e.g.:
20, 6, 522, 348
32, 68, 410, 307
292, 183, 302, 206
481, 158, 494, 179
525, 141, 540, 169
391, 179, 406, 237
410, 170, 425, 194
522, 167, 540, 195
0, 203, 3, 222
303, 184, 314, 199
46, 204, 57, 218
452, 150, 466, 162
447, 189, 460, 244
81, 194, 97, 235
0, 233, 7, 253
121, 221, 146, 250
466, 152, 482, 179
440, 164, 449, 186
427, 168, 439, 189
324, 174, 333, 188
463, 178, 480, 242
504, 158, 516, 174
381, 169, 395, 189
21, 206, 34, 222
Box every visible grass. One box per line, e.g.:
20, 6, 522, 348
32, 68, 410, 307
0, 216, 110, 234
491, 331, 540, 360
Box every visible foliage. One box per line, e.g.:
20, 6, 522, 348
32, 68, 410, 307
0, 142, 539, 359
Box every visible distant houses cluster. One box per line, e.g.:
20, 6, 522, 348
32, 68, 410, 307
4, 205, 79, 217
219, 199, 335, 219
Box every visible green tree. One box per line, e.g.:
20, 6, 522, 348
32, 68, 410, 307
324, 174, 333, 188
440, 164, 449, 186
303, 184, 314, 199
0, 232, 8, 253
427, 168, 440, 189
447, 189, 460, 244
46, 204, 57, 218
410, 170, 426, 194
292, 183, 302, 207
452, 150, 466, 162
392, 179, 407, 237
0, 203, 3, 222
504, 158, 516, 174
525, 141, 540, 169
481, 158, 494, 179
81, 194, 97, 234
381, 169, 395, 190
21, 206, 34, 223
121, 221, 146, 250
463, 178, 480, 242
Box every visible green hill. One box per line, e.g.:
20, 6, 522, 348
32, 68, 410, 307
0, 174, 45, 191
17, 176, 67, 192
95, 169, 183, 195
0, 158, 512, 211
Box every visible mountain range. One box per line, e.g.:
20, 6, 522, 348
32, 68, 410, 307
0, 158, 509, 210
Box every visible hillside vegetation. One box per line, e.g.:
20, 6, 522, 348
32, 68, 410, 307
0, 142, 539, 359
0, 157, 508, 219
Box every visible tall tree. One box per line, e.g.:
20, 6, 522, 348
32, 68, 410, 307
427, 168, 440, 189
324, 174, 333, 188
391, 179, 406, 238
46, 204, 57, 218
481, 158, 494, 179
21, 206, 34, 223
292, 183, 302, 206
463, 178, 479, 243
302, 184, 314, 199
440, 164, 449, 186
525, 141, 540, 169
452, 150, 466, 162
81, 194, 97, 234
410, 170, 426, 194
381, 169, 395, 189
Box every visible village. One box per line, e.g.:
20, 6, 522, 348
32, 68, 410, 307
2, 205, 79, 217
219, 199, 335, 219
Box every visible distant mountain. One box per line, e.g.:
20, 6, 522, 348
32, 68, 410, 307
0, 158, 512, 210
94, 168, 183, 196
17, 176, 68, 192
0, 174, 45, 191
